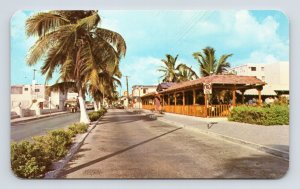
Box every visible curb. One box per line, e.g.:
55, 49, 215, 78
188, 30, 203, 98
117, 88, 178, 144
44, 116, 102, 179
11, 112, 69, 124
157, 117, 289, 161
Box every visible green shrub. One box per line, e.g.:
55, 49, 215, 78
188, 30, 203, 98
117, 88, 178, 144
228, 105, 289, 125
88, 109, 105, 121
33, 129, 72, 161
68, 123, 88, 137
11, 141, 51, 178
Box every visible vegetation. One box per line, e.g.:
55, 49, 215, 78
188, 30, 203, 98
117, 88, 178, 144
26, 10, 126, 123
11, 141, 51, 179
228, 105, 289, 125
88, 109, 107, 122
68, 123, 89, 137
158, 54, 198, 82
193, 46, 232, 77
11, 122, 89, 178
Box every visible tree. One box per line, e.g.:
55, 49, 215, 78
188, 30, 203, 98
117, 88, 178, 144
158, 54, 198, 82
88, 68, 122, 110
26, 10, 126, 123
177, 64, 198, 82
193, 47, 232, 77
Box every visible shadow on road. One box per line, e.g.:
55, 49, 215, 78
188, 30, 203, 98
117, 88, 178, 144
60, 127, 183, 177
215, 154, 289, 179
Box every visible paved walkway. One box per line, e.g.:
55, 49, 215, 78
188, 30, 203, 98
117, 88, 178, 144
159, 112, 289, 151
59, 109, 288, 179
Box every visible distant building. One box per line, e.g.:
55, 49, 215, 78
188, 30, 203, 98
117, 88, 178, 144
228, 61, 289, 96
123, 91, 128, 97
11, 82, 78, 117
131, 85, 157, 109
156, 82, 176, 92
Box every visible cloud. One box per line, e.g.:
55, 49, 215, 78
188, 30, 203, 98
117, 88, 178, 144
120, 56, 163, 88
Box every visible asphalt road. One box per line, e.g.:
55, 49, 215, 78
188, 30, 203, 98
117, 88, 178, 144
11, 112, 80, 141
60, 109, 288, 179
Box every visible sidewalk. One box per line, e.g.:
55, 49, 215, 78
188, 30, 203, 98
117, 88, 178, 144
11, 111, 69, 124
139, 109, 289, 160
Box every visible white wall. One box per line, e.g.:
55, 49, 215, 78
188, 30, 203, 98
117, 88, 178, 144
230, 61, 289, 94
132, 86, 157, 109
132, 86, 157, 97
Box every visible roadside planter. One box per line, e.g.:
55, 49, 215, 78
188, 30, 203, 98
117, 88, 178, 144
11, 110, 106, 179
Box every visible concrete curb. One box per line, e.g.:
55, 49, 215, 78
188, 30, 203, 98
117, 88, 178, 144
157, 117, 289, 161
44, 117, 102, 179
11, 112, 69, 124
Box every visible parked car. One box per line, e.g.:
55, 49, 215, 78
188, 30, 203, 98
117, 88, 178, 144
64, 99, 79, 113
116, 104, 125, 109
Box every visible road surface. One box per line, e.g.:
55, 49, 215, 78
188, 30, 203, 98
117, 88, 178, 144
60, 109, 288, 179
11, 112, 80, 141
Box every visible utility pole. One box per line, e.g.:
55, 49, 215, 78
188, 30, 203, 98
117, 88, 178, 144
32, 68, 37, 100
125, 76, 129, 107
33, 69, 37, 80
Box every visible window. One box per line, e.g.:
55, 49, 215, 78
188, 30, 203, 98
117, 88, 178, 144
250, 67, 256, 71
35, 89, 40, 92
261, 67, 264, 71
24, 88, 28, 91
143, 88, 147, 94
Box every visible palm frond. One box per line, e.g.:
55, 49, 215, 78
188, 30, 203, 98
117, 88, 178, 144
95, 28, 127, 57
77, 12, 100, 30
26, 12, 70, 37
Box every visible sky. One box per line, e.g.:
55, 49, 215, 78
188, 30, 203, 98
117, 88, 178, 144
11, 10, 289, 94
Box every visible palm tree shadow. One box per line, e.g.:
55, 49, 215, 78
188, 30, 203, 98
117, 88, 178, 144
59, 127, 183, 177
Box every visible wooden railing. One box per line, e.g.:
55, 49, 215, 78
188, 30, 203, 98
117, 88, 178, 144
207, 104, 231, 117
162, 105, 206, 117
142, 104, 155, 110
142, 104, 231, 117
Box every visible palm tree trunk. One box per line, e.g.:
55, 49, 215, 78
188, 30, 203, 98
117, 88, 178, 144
78, 87, 90, 123
93, 101, 98, 111
98, 101, 101, 110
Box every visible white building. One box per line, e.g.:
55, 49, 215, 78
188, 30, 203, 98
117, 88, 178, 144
131, 85, 157, 109
11, 83, 78, 118
228, 61, 289, 96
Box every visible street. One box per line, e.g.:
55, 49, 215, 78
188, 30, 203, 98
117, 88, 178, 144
60, 109, 288, 179
11, 112, 80, 141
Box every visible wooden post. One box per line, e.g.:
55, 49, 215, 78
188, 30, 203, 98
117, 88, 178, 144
204, 93, 208, 117
183, 91, 185, 106
174, 93, 177, 106
162, 95, 165, 106
168, 94, 170, 105
258, 89, 262, 106
241, 89, 245, 104
232, 89, 236, 106
193, 89, 196, 105
183, 91, 185, 115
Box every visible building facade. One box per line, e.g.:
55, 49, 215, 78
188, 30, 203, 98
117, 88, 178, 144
131, 85, 157, 109
11, 83, 78, 117
228, 61, 289, 96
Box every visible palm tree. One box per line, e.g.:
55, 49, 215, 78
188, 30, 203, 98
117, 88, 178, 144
193, 47, 232, 77
26, 10, 126, 123
158, 54, 198, 82
177, 64, 198, 82
89, 68, 122, 110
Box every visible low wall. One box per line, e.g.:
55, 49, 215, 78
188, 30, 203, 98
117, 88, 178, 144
41, 109, 61, 115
